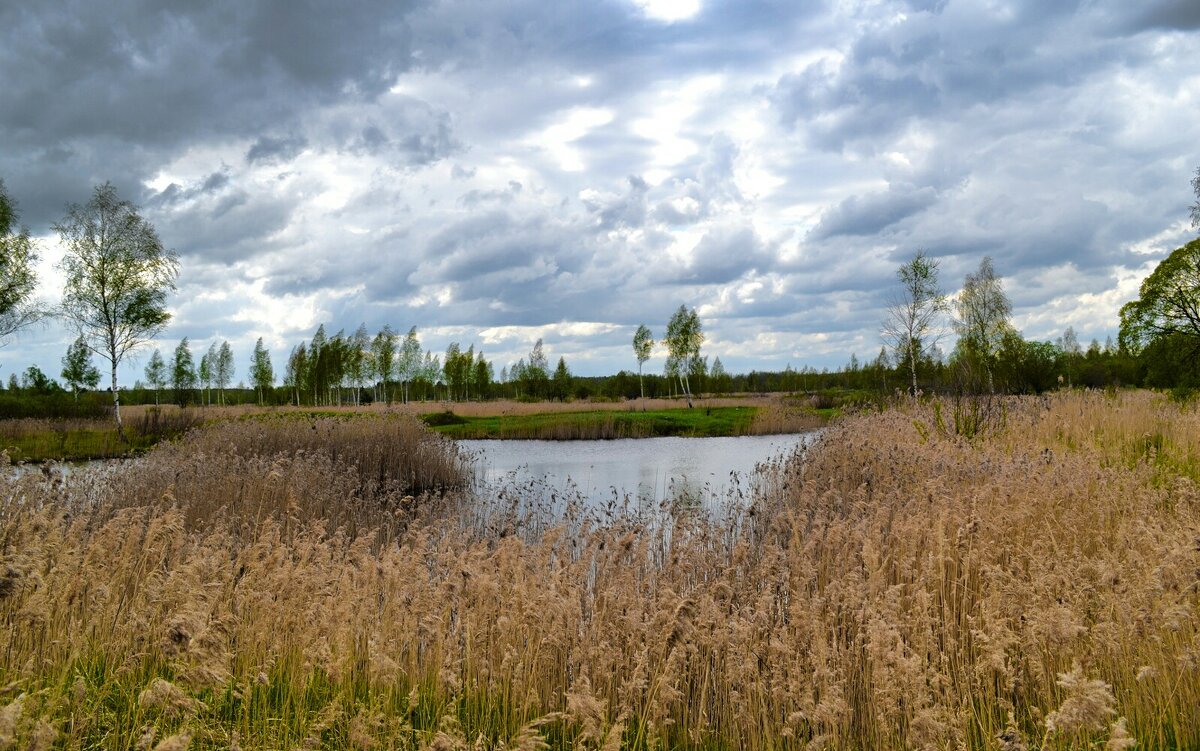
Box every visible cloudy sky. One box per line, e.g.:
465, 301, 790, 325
2, 0, 1198, 384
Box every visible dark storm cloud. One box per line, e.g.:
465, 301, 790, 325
1112, 0, 1200, 32
809, 185, 939, 240
0, 0, 422, 226
143, 171, 297, 262
398, 210, 618, 327
246, 134, 309, 165
667, 225, 777, 285
771, 1, 1133, 154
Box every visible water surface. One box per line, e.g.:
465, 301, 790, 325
460, 432, 817, 511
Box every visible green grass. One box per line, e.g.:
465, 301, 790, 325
1, 428, 160, 463
422, 406, 759, 439
1, 409, 206, 463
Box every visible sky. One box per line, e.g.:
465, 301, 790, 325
1, 0, 1199, 385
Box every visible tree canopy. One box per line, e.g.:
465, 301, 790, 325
1191, 165, 1200, 229
882, 250, 945, 394
953, 257, 1013, 393
56, 183, 178, 433
1119, 237, 1200, 361
60, 335, 100, 399
633, 324, 653, 408
0, 180, 42, 342
665, 305, 703, 408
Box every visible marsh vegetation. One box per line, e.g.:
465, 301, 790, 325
0, 392, 1197, 749
0, 395, 828, 462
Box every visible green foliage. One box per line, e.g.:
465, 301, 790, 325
171, 337, 196, 404
56, 182, 178, 431
61, 335, 101, 397
1119, 238, 1200, 368
20, 365, 60, 394
0, 391, 106, 419
144, 349, 168, 404
994, 333, 1059, 394
0, 407, 202, 461
250, 337, 274, 403
710, 356, 731, 395
216, 340, 234, 403
198, 343, 214, 402
552, 356, 571, 401
0, 179, 42, 340
665, 305, 703, 406
1140, 332, 1200, 389
953, 257, 1013, 392
371, 325, 398, 403
882, 250, 947, 393
633, 323, 654, 405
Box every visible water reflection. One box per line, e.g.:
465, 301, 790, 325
460, 432, 818, 512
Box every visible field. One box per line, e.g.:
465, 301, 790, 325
1, 391, 1198, 749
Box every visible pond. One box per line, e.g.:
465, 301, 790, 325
459, 432, 819, 512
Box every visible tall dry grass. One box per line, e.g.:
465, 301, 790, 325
746, 399, 829, 435
0, 392, 1197, 749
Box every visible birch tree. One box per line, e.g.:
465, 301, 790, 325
199, 343, 215, 405
1191, 165, 1200, 229
171, 337, 196, 406
216, 340, 234, 405
397, 326, 421, 404
349, 323, 370, 405
633, 324, 653, 410
881, 251, 946, 395
526, 338, 549, 399
953, 256, 1013, 394
664, 305, 703, 408
285, 343, 307, 406
250, 337, 274, 405
144, 349, 167, 406
56, 183, 178, 436
372, 325, 397, 403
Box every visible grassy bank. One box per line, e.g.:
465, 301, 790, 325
2, 392, 1198, 748
0, 408, 205, 463
421, 404, 825, 439
0, 396, 829, 461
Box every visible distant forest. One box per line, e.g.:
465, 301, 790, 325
2, 175, 1200, 419
0, 312, 1191, 419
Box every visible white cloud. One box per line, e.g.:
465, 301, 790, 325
631, 0, 702, 23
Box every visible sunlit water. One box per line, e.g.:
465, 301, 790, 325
459, 432, 819, 513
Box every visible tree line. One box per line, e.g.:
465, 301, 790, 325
2, 173, 1200, 428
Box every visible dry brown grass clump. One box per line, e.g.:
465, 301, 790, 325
746, 398, 828, 434
0, 392, 1196, 749
190, 413, 470, 492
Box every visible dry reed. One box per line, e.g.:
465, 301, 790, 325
0, 391, 1196, 749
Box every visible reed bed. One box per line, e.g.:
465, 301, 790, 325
746, 399, 829, 435
0, 392, 1197, 749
